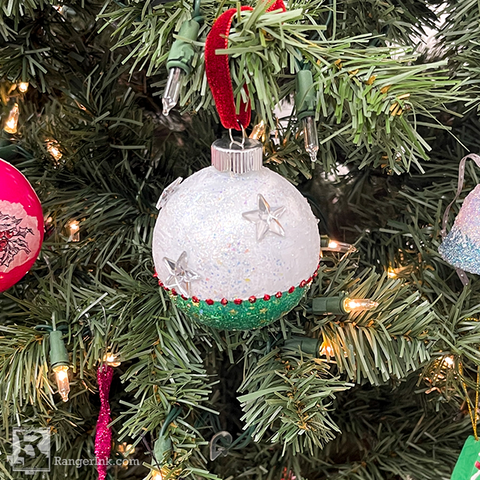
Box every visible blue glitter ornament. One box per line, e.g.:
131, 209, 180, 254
439, 154, 480, 283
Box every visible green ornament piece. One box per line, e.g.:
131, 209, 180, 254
169, 285, 309, 330
451, 435, 480, 480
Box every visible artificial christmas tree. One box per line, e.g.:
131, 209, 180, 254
1, 1, 480, 479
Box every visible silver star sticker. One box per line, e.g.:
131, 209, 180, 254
163, 251, 201, 297
156, 177, 183, 210
242, 194, 286, 242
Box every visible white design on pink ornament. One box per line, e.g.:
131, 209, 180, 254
0, 200, 40, 273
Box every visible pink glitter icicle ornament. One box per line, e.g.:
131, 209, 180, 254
95, 364, 114, 480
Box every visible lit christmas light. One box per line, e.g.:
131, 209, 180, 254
68, 220, 80, 242
4, 103, 19, 134
387, 267, 397, 278
327, 240, 353, 252
320, 341, 334, 357
117, 442, 135, 468
320, 235, 356, 253
442, 355, 455, 368
152, 470, 163, 480
52, 4, 65, 14
118, 442, 135, 456
387, 264, 414, 279
46, 140, 63, 162
103, 353, 121, 367
18, 82, 29, 93
343, 297, 379, 313
312, 295, 379, 315
48, 329, 71, 402
53, 365, 70, 402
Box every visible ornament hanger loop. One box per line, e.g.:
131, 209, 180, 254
228, 122, 247, 149
205, 1, 286, 131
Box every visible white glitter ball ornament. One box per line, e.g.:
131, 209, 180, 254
152, 138, 320, 330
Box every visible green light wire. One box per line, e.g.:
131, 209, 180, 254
193, 0, 203, 22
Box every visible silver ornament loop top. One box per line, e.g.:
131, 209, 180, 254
211, 137, 263, 174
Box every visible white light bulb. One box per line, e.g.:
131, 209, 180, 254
152, 470, 163, 480
4, 103, 19, 134
68, 220, 80, 242
387, 267, 397, 278
320, 341, 334, 357
103, 353, 121, 367
343, 297, 379, 313
53, 365, 70, 402
46, 139, 63, 162
443, 355, 454, 368
163, 67, 183, 116
18, 82, 29, 93
324, 239, 355, 253
302, 116, 319, 162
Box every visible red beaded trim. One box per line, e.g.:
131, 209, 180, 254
153, 264, 320, 306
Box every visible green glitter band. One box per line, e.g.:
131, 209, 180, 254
169, 285, 309, 330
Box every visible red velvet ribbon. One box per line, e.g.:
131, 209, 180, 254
205, 0, 286, 130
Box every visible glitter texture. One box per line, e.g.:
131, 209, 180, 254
95, 364, 114, 480
439, 185, 480, 274
439, 226, 480, 274
169, 281, 310, 330
152, 166, 320, 302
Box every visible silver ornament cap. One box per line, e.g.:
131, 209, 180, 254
211, 137, 263, 173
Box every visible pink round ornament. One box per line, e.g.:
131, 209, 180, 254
0, 158, 43, 292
